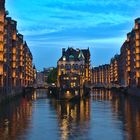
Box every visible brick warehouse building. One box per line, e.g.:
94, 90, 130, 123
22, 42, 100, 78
0, 0, 36, 100
92, 18, 140, 89
57, 47, 91, 98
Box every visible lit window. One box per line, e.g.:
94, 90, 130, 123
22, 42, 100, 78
136, 40, 140, 47
136, 33, 139, 40
63, 56, 66, 61
136, 62, 140, 68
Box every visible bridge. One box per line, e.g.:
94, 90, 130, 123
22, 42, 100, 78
32, 83, 56, 89
85, 83, 121, 90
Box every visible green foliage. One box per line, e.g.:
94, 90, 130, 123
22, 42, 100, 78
47, 68, 57, 84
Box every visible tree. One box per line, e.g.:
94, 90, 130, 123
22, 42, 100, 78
47, 68, 57, 84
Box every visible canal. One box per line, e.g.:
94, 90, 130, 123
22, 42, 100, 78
0, 89, 140, 140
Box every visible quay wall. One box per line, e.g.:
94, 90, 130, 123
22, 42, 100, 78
0, 87, 27, 103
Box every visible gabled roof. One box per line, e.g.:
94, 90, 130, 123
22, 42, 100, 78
78, 50, 85, 60
58, 47, 90, 63
59, 47, 79, 61
81, 48, 90, 63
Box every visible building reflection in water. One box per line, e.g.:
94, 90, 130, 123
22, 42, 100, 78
112, 94, 140, 140
92, 89, 140, 140
0, 89, 140, 140
0, 93, 33, 140
31, 89, 47, 100
50, 98, 91, 140
92, 89, 112, 101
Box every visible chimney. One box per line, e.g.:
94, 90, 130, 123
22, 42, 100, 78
62, 48, 65, 56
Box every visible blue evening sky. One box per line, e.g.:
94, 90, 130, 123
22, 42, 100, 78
6, 0, 140, 70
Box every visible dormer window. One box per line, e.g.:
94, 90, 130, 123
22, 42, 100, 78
69, 55, 74, 61
78, 51, 85, 60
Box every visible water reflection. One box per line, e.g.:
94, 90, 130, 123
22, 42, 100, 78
92, 89, 112, 100
0, 95, 33, 140
31, 89, 47, 100
91, 89, 140, 140
50, 98, 90, 140
0, 89, 140, 140
53, 99, 90, 140
111, 94, 140, 140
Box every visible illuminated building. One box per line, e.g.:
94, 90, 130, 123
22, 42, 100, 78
92, 18, 140, 89
57, 47, 91, 98
23, 42, 34, 87
120, 18, 140, 88
0, 0, 36, 99
0, 0, 5, 93
120, 40, 130, 87
92, 56, 120, 87
4, 17, 35, 92
133, 18, 140, 87
92, 67, 99, 85
33, 65, 37, 84
90, 18, 140, 89
110, 54, 121, 86
92, 64, 110, 87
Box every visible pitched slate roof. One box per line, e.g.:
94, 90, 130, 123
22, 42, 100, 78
59, 47, 90, 62
59, 47, 79, 61
81, 48, 90, 63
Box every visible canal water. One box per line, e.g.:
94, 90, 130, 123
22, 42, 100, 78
0, 89, 140, 140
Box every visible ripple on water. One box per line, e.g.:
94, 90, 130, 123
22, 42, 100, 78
0, 90, 140, 140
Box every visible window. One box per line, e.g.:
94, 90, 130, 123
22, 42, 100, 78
136, 32, 139, 40
63, 56, 66, 61
74, 64, 79, 70
136, 48, 140, 53
60, 64, 64, 69
136, 54, 140, 60
136, 72, 140, 78
136, 62, 140, 68
136, 40, 140, 47
66, 64, 71, 70
0, 66, 3, 75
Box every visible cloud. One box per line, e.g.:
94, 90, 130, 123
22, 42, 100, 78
6, 0, 140, 69
8, 0, 138, 30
